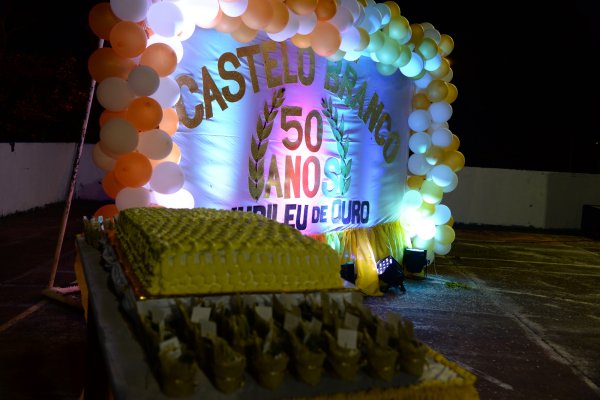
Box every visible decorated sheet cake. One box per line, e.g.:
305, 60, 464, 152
116, 207, 345, 296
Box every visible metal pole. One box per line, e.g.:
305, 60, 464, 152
48, 38, 104, 288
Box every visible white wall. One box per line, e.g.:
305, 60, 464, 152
1, 144, 599, 230
0, 143, 106, 216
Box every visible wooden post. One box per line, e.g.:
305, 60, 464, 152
47, 38, 104, 289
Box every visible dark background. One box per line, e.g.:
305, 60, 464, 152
0, 1, 597, 173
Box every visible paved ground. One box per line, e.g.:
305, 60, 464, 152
1, 200, 599, 399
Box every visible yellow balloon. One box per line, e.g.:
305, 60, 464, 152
445, 83, 458, 104
365, 30, 384, 52
387, 16, 410, 41
407, 175, 425, 190
439, 34, 455, 57
420, 180, 443, 204
445, 134, 460, 152
384, 1, 401, 18
412, 93, 431, 110
356, 27, 370, 52
417, 37, 438, 60
426, 79, 449, 102
442, 151, 465, 171
419, 200, 436, 216
409, 23, 424, 45
393, 45, 411, 68
425, 145, 443, 165
429, 57, 450, 79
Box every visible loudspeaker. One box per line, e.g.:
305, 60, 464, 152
403, 248, 428, 274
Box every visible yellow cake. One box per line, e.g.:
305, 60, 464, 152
116, 207, 344, 296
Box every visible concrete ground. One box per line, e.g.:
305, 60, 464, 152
0, 200, 599, 400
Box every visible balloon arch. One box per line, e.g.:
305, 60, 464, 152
87, 0, 464, 295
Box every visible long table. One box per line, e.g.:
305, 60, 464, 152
76, 234, 479, 400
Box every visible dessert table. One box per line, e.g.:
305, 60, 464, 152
76, 235, 479, 400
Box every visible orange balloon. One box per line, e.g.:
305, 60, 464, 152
231, 22, 258, 43
315, 0, 337, 21
159, 108, 179, 136
102, 171, 125, 199
99, 109, 128, 127
149, 142, 182, 167
126, 97, 163, 131
310, 21, 341, 57
241, 0, 274, 30
265, 0, 289, 34
109, 21, 148, 58
88, 3, 121, 40
291, 33, 312, 49
140, 43, 177, 77
88, 48, 136, 82
114, 152, 152, 187
94, 204, 119, 219
287, 0, 318, 16
215, 14, 242, 33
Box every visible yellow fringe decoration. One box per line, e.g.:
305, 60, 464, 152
289, 345, 479, 400
310, 221, 412, 296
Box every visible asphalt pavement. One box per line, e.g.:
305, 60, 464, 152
1, 200, 599, 399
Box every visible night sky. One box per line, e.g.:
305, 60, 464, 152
1, 0, 596, 173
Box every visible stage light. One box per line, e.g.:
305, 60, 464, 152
376, 256, 406, 293
403, 248, 428, 275
340, 262, 356, 284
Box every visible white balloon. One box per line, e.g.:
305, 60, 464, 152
96, 77, 135, 111
267, 11, 299, 41
147, 2, 184, 37
408, 109, 431, 132
415, 218, 436, 241
150, 161, 185, 194
137, 129, 173, 160
408, 154, 431, 176
414, 73, 433, 89
150, 77, 181, 108
343, 50, 362, 61
297, 12, 317, 35
341, 0, 359, 21
330, 6, 353, 33
100, 118, 139, 155
442, 173, 458, 193
339, 26, 361, 52
431, 128, 453, 148
424, 53, 442, 71
92, 144, 117, 172
429, 101, 453, 123
408, 131, 432, 154
424, 27, 442, 44
435, 224, 455, 245
434, 242, 451, 255
431, 165, 455, 187
399, 52, 424, 78
153, 188, 195, 208
110, 0, 148, 22
128, 65, 160, 97
219, 0, 248, 18
374, 4, 391, 24
402, 190, 423, 209
432, 204, 451, 225
116, 187, 152, 210
194, 0, 221, 27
